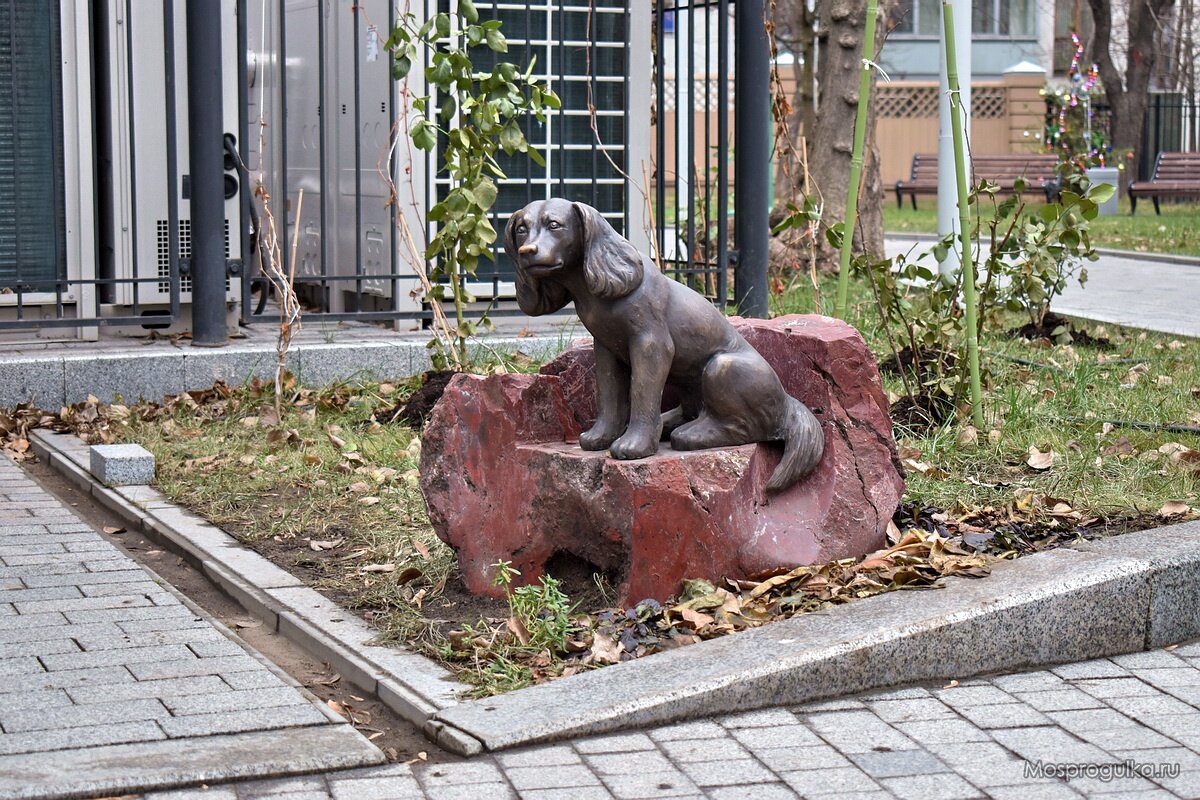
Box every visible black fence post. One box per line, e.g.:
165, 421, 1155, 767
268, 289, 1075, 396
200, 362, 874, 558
186, 0, 228, 346
734, 0, 770, 318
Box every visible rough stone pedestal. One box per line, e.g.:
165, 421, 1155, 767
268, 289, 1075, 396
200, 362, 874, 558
419, 315, 904, 604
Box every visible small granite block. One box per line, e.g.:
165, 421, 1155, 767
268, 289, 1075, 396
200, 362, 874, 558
90, 444, 155, 486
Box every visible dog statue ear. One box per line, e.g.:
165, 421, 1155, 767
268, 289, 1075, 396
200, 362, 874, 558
572, 202, 644, 299
504, 208, 570, 316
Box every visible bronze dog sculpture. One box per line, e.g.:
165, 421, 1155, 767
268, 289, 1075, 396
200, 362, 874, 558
504, 199, 824, 492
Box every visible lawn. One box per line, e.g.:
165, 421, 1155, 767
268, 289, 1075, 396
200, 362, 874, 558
772, 274, 1200, 521
884, 199, 1200, 257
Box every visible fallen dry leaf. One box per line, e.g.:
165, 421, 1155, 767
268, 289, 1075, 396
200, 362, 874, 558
1159, 501, 1192, 518
1026, 446, 1056, 471
102, 526, 126, 535
229, 617, 263, 630
506, 616, 531, 646
589, 632, 622, 665
903, 458, 950, 479
1102, 437, 1135, 458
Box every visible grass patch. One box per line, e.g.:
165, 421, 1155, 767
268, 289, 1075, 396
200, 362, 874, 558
776, 274, 1200, 521
123, 378, 469, 645
884, 199, 1200, 257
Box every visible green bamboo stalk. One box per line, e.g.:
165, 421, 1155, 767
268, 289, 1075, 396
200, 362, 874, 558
941, 2, 984, 428
834, 0, 880, 320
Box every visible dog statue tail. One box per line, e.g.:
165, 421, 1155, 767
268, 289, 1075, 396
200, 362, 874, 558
766, 398, 825, 493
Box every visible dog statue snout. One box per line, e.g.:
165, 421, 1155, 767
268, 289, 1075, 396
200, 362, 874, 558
518, 243, 538, 255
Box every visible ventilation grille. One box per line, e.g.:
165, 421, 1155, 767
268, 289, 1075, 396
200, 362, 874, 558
156, 219, 230, 293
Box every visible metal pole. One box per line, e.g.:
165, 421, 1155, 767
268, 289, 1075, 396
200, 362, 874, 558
734, 0, 769, 317
186, 0, 227, 346
936, 0, 971, 278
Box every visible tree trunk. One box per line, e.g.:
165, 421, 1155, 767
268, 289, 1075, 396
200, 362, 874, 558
771, 0, 818, 209
807, 0, 886, 271
1087, 0, 1178, 187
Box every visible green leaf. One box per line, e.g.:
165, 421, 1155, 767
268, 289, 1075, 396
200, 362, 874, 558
475, 177, 498, 210
411, 119, 437, 151
392, 55, 413, 81
439, 94, 457, 121
429, 56, 454, 87
485, 28, 508, 52
434, 12, 451, 39
499, 122, 524, 154
1087, 182, 1115, 204
825, 223, 844, 249
477, 216, 497, 243
459, 0, 479, 24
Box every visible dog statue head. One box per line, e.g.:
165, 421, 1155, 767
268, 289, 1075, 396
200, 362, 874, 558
504, 199, 644, 316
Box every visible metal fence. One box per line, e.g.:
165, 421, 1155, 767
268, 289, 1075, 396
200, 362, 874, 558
0, 0, 183, 332
652, 0, 732, 306
242, 0, 640, 326
1139, 92, 1200, 182
651, 0, 769, 316
0, 0, 772, 336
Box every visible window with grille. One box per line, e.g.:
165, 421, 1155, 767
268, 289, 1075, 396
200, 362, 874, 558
889, 0, 1035, 35
431, 1, 629, 286
0, 0, 66, 292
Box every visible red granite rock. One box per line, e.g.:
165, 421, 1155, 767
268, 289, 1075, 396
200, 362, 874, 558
420, 315, 904, 604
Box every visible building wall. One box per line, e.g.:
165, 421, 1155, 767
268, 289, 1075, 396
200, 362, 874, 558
879, 36, 1049, 80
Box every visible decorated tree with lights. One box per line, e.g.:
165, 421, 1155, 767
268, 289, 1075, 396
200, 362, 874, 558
1044, 32, 1114, 172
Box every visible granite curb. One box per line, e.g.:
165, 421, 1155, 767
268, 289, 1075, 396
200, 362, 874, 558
1, 334, 571, 408
32, 429, 1200, 756
29, 429, 483, 758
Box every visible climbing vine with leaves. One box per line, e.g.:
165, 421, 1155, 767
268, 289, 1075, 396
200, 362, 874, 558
386, 1, 560, 369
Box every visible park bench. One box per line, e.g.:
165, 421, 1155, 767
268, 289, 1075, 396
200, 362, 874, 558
894, 153, 1060, 208
1128, 152, 1200, 214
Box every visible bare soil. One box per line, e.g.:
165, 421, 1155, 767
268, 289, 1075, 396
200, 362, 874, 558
23, 457, 459, 766
382, 371, 457, 430
1009, 312, 1115, 348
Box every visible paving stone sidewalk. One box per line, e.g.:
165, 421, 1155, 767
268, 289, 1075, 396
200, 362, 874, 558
140, 639, 1200, 800
884, 237, 1200, 339
0, 456, 381, 800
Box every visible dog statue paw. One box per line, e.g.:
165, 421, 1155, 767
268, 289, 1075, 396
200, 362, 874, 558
504, 199, 825, 492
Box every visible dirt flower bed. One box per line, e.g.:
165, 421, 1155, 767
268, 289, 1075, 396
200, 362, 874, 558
2, 309, 1198, 696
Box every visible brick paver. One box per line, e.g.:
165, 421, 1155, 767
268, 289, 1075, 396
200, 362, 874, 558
0, 456, 379, 798
133, 640, 1200, 799
6, 455, 1200, 799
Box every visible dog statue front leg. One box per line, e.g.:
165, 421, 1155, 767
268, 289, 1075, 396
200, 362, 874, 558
610, 336, 672, 460
579, 344, 630, 451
